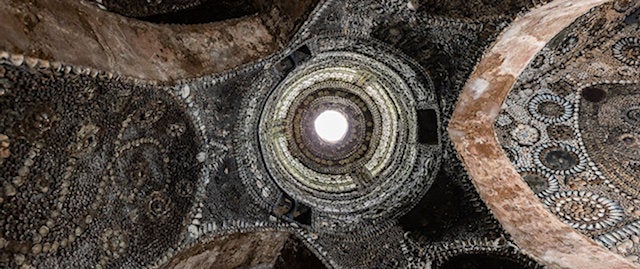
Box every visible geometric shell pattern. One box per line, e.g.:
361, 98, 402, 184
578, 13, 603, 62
496, 3, 640, 263
1, 0, 639, 268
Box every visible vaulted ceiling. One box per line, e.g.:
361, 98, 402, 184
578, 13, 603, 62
0, 0, 639, 268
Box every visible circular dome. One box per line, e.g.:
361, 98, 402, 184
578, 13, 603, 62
237, 36, 441, 232
314, 110, 349, 143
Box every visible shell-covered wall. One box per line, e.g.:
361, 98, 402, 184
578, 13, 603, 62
1, 0, 639, 268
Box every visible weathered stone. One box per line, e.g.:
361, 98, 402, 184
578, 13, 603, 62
448, 0, 638, 268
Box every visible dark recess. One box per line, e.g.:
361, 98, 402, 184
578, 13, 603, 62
273, 235, 327, 269
581, 87, 607, 103
417, 109, 439, 145
398, 168, 475, 242
274, 194, 313, 226
626, 8, 640, 25
440, 254, 532, 269
275, 45, 313, 75
138, 1, 261, 24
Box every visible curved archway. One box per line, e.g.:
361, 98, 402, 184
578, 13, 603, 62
448, 0, 637, 268
165, 231, 326, 269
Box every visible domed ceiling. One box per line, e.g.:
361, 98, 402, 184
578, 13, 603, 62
0, 0, 638, 268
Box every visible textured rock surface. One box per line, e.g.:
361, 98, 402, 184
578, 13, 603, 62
165, 231, 289, 269
1, 0, 638, 268
495, 0, 640, 263
0, 0, 317, 81
449, 0, 638, 268
273, 234, 326, 269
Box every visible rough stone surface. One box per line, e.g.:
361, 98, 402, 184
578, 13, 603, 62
165, 231, 289, 269
2, 0, 637, 268
495, 0, 640, 263
0, 0, 316, 81
449, 0, 639, 268
273, 234, 326, 269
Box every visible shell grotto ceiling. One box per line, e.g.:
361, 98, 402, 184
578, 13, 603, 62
0, 0, 639, 268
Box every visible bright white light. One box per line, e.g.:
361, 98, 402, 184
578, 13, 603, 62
314, 110, 348, 143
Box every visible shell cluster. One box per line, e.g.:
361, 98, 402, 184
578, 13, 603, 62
0, 52, 202, 268
495, 2, 640, 263
5, 0, 628, 267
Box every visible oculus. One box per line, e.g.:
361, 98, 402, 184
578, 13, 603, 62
238, 36, 442, 232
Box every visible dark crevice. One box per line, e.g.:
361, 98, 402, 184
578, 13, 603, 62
273, 193, 313, 226
414, 0, 552, 19
439, 254, 536, 269
275, 45, 313, 75
399, 168, 475, 243
417, 109, 439, 145
273, 235, 327, 269
626, 8, 640, 25
137, 1, 262, 24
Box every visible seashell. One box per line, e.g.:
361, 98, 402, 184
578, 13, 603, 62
10, 54, 24, 66
25, 57, 38, 68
